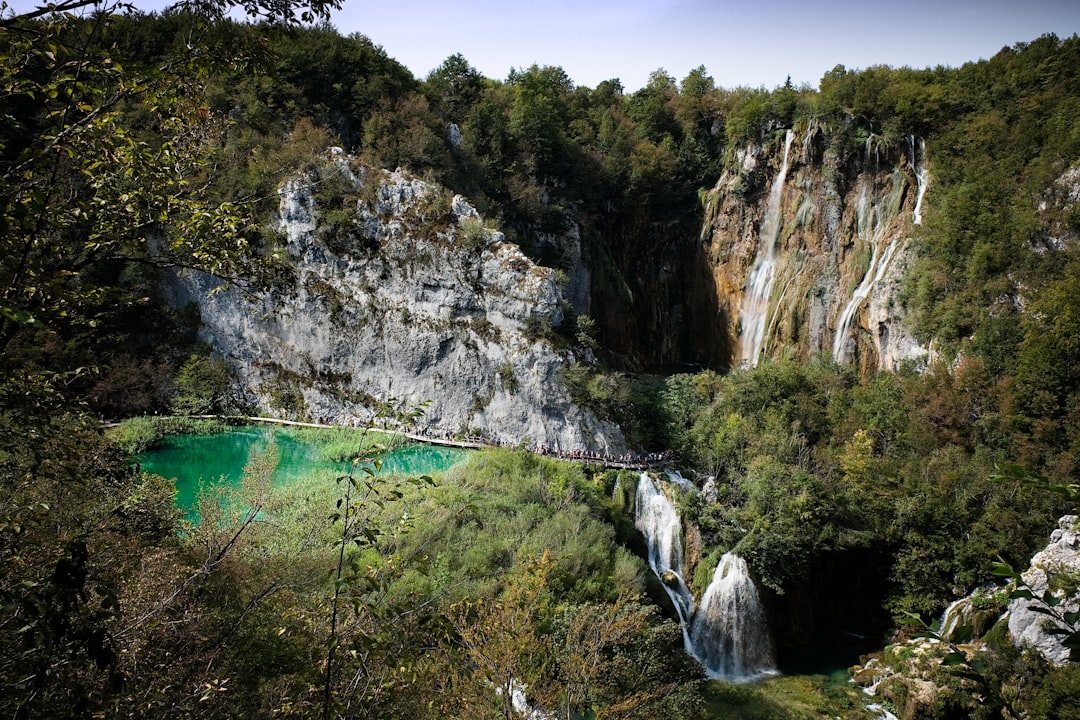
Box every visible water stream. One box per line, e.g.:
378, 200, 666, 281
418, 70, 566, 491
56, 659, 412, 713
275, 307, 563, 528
832, 136, 906, 364
909, 135, 928, 226
634, 472, 776, 681
739, 130, 795, 368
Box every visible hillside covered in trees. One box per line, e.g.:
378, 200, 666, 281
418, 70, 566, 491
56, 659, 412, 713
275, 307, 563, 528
3, 1, 1080, 718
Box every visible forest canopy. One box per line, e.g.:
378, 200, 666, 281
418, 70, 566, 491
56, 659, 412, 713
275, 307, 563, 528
1, 2, 1080, 718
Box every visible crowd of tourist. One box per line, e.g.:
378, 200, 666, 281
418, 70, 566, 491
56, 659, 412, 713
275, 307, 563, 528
396, 423, 675, 469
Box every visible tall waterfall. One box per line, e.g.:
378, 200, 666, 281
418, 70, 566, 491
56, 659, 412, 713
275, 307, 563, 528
635, 473, 776, 681
909, 136, 928, 225
832, 135, 906, 364
739, 130, 795, 367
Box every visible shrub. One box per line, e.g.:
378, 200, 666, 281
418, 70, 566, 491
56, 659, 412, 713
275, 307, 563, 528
173, 354, 237, 415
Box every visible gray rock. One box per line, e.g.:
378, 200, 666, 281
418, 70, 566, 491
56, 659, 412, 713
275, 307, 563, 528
1008, 515, 1080, 664
168, 156, 624, 452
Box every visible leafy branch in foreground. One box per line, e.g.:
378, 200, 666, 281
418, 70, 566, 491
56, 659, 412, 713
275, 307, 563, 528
0, 0, 340, 394
322, 399, 434, 720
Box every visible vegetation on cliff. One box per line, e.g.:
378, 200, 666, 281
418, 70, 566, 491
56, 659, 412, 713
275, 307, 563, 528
2, 1, 1080, 717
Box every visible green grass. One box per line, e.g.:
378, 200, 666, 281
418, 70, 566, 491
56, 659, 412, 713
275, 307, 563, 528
701, 675, 876, 720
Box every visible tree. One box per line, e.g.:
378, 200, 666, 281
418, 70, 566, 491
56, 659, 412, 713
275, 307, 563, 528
0, 2, 340, 716
507, 64, 573, 178
554, 594, 681, 720
627, 69, 679, 145
444, 554, 555, 720
425, 52, 483, 120
173, 353, 237, 415
1, 0, 342, 375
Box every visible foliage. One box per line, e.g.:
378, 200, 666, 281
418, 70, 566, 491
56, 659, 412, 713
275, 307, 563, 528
0, 1, 343, 717
659, 358, 1066, 622
3, 4, 1080, 717
108, 414, 229, 454
172, 353, 240, 415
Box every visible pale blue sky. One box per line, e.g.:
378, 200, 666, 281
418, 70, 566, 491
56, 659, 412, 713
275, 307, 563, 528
332, 0, 1080, 90
8, 0, 1080, 91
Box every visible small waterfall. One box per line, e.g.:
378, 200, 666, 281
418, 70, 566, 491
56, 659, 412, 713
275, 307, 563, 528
832, 136, 905, 364
635, 473, 776, 681
868, 703, 901, 720
938, 597, 973, 642
739, 130, 795, 367
690, 554, 777, 680
635, 472, 695, 648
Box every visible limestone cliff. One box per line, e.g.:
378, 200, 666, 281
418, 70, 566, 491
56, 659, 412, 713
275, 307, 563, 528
700, 121, 931, 371
1009, 514, 1080, 664
169, 151, 624, 452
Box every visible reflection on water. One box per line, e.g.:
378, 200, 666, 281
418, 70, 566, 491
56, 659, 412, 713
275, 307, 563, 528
136, 426, 466, 521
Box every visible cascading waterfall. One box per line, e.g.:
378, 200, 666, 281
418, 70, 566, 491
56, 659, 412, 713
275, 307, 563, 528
832, 135, 906, 364
938, 596, 973, 642
739, 129, 794, 367
909, 135, 928, 225
689, 553, 778, 680
635, 472, 695, 649
635, 473, 776, 681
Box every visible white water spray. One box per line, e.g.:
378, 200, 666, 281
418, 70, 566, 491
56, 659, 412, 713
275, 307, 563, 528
635, 472, 695, 649
739, 130, 795, 367
909, 135, 928, 225
635, 473, 776, 681
690, 553, 778, 680
832, 136, 906, 364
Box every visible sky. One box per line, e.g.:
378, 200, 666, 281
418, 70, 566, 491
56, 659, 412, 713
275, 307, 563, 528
321, 0, 1080, 91
8, 0, 1080, 91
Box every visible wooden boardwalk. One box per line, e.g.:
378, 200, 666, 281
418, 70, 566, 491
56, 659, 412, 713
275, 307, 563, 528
118, 415, 672, 471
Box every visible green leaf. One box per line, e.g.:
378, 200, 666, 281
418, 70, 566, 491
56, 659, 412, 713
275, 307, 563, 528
1029, 606, 1060, 618
898, 611, 928, 628
1041, 590, 1062, 608
951, 625, 974, 643
941, 651, 968, 666
991, 561, 1020, 578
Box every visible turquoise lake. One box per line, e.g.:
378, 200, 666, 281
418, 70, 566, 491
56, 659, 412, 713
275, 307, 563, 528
136, 426, 467, 520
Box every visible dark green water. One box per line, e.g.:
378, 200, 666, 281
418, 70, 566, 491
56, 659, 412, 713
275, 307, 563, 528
136, 426, 467, 520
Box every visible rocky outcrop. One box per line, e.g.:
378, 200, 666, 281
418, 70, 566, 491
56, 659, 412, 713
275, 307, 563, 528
168, 152, 624, 452
700, 122, 931, 370
851, 637, 990, 720
1009, 515, 1080, 664
847, 517, 1080, 719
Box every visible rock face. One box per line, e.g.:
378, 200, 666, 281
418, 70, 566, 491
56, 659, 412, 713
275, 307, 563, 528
851, 637, 988, 720
1009, 515, 1080, 664
168, 153, 624, 452
700, 122, 932, 370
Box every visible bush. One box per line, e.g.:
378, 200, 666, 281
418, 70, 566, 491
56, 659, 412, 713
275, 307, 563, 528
173, 354, 237, 415
108, 416, 230, 455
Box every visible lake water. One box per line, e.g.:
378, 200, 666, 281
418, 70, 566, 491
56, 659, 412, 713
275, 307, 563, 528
136, 426, 467, 520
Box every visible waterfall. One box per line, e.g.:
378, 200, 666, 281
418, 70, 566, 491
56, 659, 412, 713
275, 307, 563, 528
689, 554, 777, 680
635, 472, 695, 649
832, 136, 905, 364
635, 473, 776, 681
938, 597, 972, 642
909, 136, 928, 225
739, 130, 795, 367
868, 703, 901, 720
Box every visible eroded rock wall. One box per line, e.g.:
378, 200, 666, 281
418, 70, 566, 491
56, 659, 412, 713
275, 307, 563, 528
700, 122, 932, 370
169, 153, 624, 452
